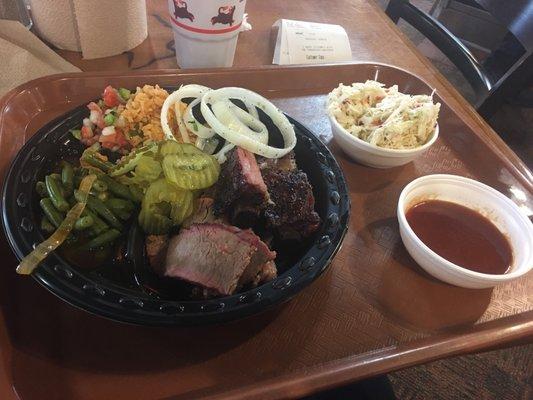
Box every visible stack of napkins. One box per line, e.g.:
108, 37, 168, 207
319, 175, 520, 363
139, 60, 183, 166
0, 20, 80, 97
29, 0, 148, 59
273, 19, 352, 65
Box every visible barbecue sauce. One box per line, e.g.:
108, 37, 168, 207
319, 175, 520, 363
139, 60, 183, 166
406, 200, 513, 274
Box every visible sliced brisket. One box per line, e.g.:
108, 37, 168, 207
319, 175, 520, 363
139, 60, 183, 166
261, 166, 321, 240
182, 197, 222, 228
164, 223, 276, 295
214, 147, 269, 227
145, 235, 169, 274
257, 152, 297, 172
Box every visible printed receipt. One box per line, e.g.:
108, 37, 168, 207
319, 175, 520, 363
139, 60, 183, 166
272, 19, 352, 65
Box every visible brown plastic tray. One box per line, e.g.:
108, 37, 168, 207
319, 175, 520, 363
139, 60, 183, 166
0, 64, 531, 400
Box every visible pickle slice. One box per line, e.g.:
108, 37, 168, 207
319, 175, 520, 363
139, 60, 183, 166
138, 178, 194, 233
138, 205, 172, 235
109, 143, 157, 177
158, 141, 203, 157
162, 154, 220, 190
170, 190, 194, 225
133, 155, 162, 184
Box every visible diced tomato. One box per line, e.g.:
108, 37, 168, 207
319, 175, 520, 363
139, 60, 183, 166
102, 86, 121, 107
101, 141, 116, 149
99, 133, 115, 143
81, 125, 93, 139
114, 130, 130, 147
96, 115, 106, 130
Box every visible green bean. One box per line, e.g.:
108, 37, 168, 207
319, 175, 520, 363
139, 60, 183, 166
52, 173, 68, 198
105, 200, 132, 220
93, 180, 108, 192
128, 184, 144, 203
76, 167, 89, 177
45, 175, 69, 212
85, 229, 121, 249
73, 175, 83, 188
67, 195, 76, 207
82, 208, 108, 235
35, 181, 48, 198
106, 198, 135, 211
76, 190, 122, 230
97, 191, 109, 202
117, 210, 132, 220
40, 216, 55, 233
61, 161, 74, 196
81, 152, 113, 173
40, 198, 64, 228
74, 215, 94, 231
97, 174, 137, 201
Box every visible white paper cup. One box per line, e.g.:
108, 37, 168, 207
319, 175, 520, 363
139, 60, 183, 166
168, 0, 247, 68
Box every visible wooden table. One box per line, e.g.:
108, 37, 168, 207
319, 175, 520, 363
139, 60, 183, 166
0, 1, 527, 399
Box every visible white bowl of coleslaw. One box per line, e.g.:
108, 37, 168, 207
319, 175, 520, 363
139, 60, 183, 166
326, 81, 440, 168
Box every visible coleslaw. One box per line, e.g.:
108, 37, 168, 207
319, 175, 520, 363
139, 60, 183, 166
327, 80, 440, 150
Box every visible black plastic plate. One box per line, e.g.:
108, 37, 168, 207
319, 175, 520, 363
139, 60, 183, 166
1, 102, 350, 326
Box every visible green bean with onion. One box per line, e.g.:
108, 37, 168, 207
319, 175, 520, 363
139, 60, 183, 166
82, 208, 108, 235
40, 198, 64, 228
81, 152, 114, 173
84, 229, 121, 249
61, 161, 74, 196
75, 190, 122, 230
45, 175, 69, 212
40, 216, 55, 233
74, 215, 94, 231
97, 174, 137, 202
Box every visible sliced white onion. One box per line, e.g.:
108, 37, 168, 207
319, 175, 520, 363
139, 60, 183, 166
211, 100, 268, 145
174, 101, 189, 143
201, 87, 296, 158
83, 118, 93, 128
160, 84, 211, 142
184, 98, 216, 139
89, 110, 100, 124
243, 100, 259, 119
101, 126, 116, 136
214, 142, 236, 163
196, 136, 219, 155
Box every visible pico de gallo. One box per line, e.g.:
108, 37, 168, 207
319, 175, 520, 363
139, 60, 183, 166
71, 86, 132, 153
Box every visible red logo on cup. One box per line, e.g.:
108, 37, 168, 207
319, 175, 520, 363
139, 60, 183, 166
211, 6, 236, 26
173, 0, 195, 22
169, 0, 246, 35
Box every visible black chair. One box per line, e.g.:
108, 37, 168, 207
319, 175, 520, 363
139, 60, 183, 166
385, 0, 533, 119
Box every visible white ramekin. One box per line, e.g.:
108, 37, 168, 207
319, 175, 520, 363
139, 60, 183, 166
397, 174, 533, 288
327, 113, 439, 168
